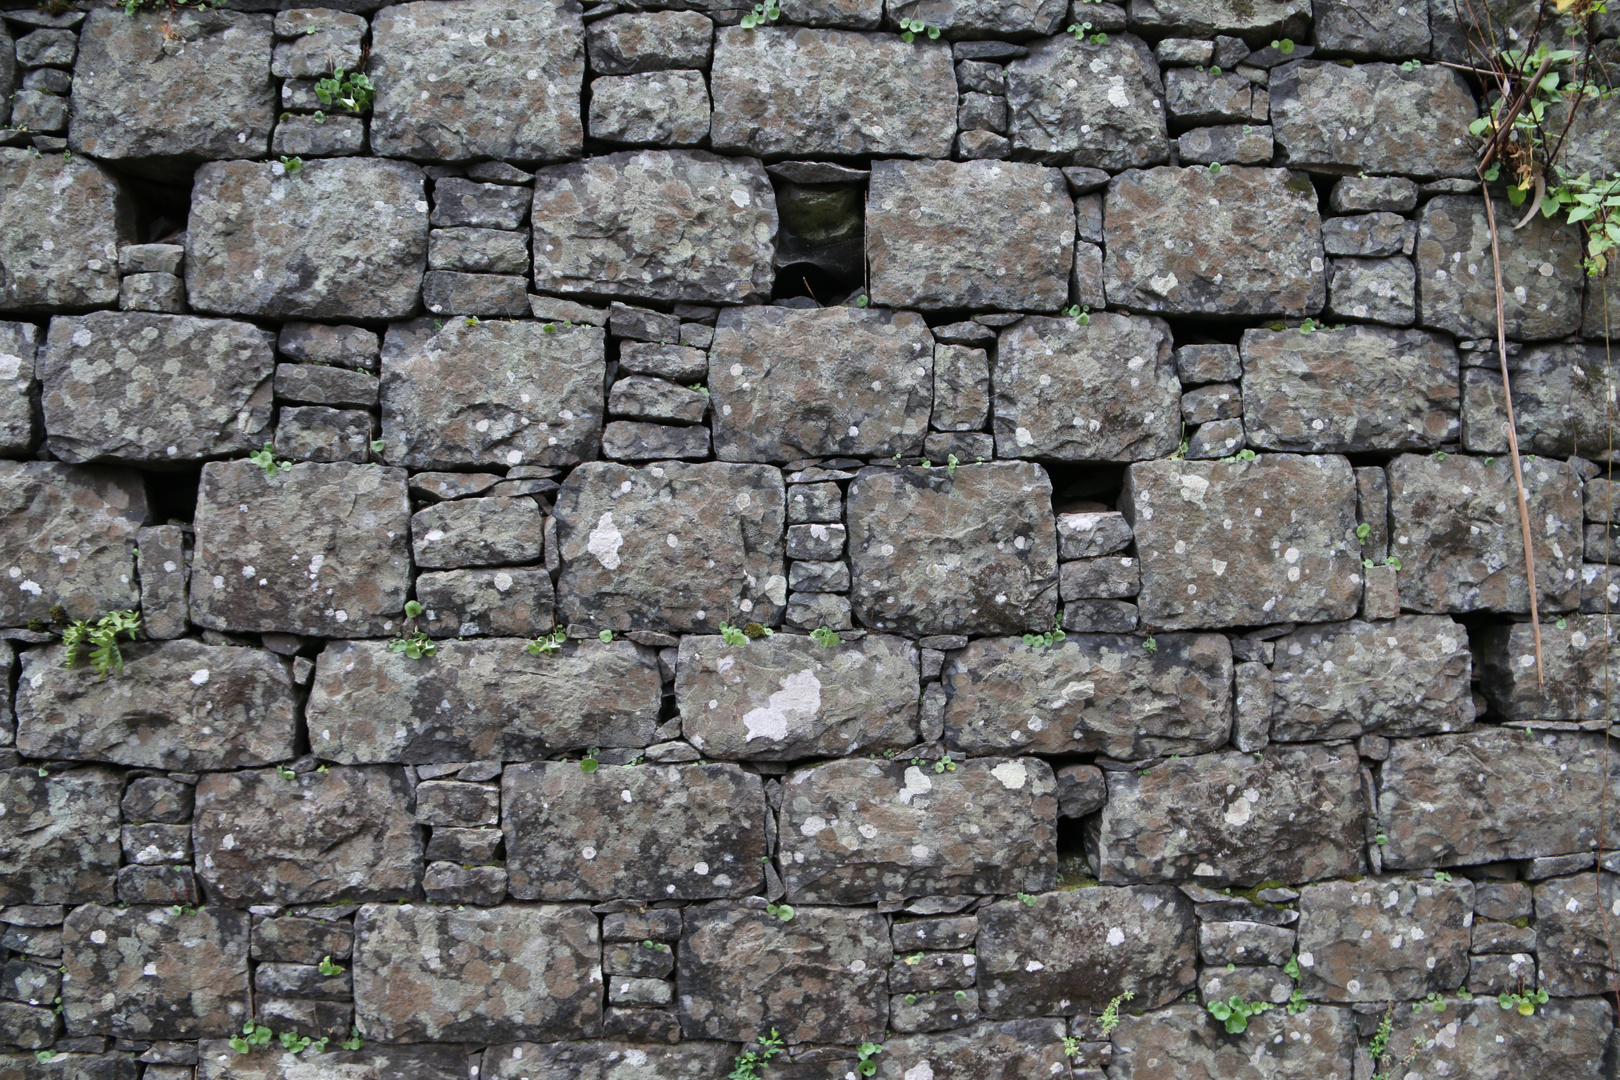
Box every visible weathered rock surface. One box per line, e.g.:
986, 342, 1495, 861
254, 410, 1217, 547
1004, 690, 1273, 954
354, 903, 601, 1043
847, 463, 1057, 636
1379, 730, 1620, 868
1104, 167, 1325, 318
1476, 615, 1620, 722
1240, 326, 1459, 452
482, 1041, 733, 1080
1386, 454, 1582, 614
0, 461, 145, 625
588, 11, 715, 74
0, 322, 36, 456
1127, 0, 1309, 38
62, 905, 248, 1040
1005, 36, 1169, 170
15, 641, 296, 770
1461, 343, 1613, 457
1382, 996, 1609, 1080
778, 757, 1055, 904
1107, 1003, 1357, 1080
678, 902, 888, 1045
369, 0, 584, 163
554, 462, 786, 633
0, 149, 130, 313
195, 1042, 470, 1080
0, 767, 120, 905
1295, 876, 1472, 1001
193, 765, 422, 904
307, 638, 663, 762
417, 568, 556, 638
943, 634, 1231, 758
1092, 745, 1367, 885
503, 762, 765, 901
977, 887, 1195, 1016
589, 71, 711, 146
1271, 61, 1477, 177
532, 151, 776, 304
992, 314, 1179, 462
677, 633, 919, 759
873, 1020, 1067, 1080
190, 461, 412, 638
411, 496, 543, 569
1533, 873, 1619, 997
1124, 455, 1361, 630
867, 159, 1073, 312
710, 29, 954, 158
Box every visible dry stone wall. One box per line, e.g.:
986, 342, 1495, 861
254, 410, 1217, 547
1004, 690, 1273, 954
0, 0, 1617, 1077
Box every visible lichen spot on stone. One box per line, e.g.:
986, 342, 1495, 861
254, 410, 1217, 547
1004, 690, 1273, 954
741, 668, 821, 742
587, 512, 623, 570
991, 760, 1027, 790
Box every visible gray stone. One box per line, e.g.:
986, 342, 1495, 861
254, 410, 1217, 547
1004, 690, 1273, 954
11, 89, 66, 132
867, 159, 1073, 312
943, 634, 1232, 758
604, 941, 675, 978
1315, 0, 1430, 56
1177, 124, 1274, 165
503, 761, 765, 901
22, 68, 70, 95
678, 902, 888, 1044
1104, 167, 1325, 317
1060, 556, 1140, 599
253, 961, 349, 999
1197, 965, 1296, 1007
610, 302, 681, 343
62, 905, 248, 1039
1, 958, 59, 1007
888, 990, 980, 1034
0, 462, 146, 626
1270, 61, 1477, 178
0, 766, 120, 905
1056, 511, 1132, 560
677, 633, 919, 759
421, 271, 530, 317
923, 431, 994, 463
1163, 69, 1268, 127
1461, 343, 1612, 457
0, 148, 130, 313
195, 1042, 471, 1080
415, 780, 499, 827
190, 461, 411, 637
957, 129, 1011, 159
778, 757, 1056, 904
270, 24, 362, 79
617, 342, 707, 383
1330, 175, 1418, 213
41, 312, 274, 464
588, 11, 714, 73
1179, 383, 1240, 424
276, 406, 372, 463
1054, 763, 1106, 818
1174, 343, 1240, 384
1107, 1003, 1357, 1080
369, 0, 583, 162
121, 777, 193, 825
1533, 873, 1618, 997
958, 92, 1007, 134
1321, 212, 1410, 257
354, 903, 601, 1042
928, 344, 988, 432
993, 314, 1178, 462
115, 271, 185, 314
788, 483, 842, 525
532, 150, 776, 304
382, 320, 605, 470
251, 916, 352, 966
1378, 730, 1620, 868
710, 29, 954, 158
786, 524, 844, 560
14, 27, 73, 65
1415, 195, 1583, 341
417, 568, 555, 638
1126, 0, 1309, 39
271, 115, 366, 157
785, 592, 854, 631
0, 321, 35, 455
1186, 418, 1246, 459
70, 10, 275, 164
432, 180, 532, 230
1092, 744, 1367, 885
483, 1042, 730, 1080
848, 462, 1057, 636
411, 496, 543, 569
977, 887, 1195, 1016
1124, 455, 1361, 630
1197, 921, 1295, 966
875, 1020, 1068, 1078
308, 637, 660, 762
1386, 453, 1582, 614
193, 765, 421, 904
1477, 615, 1620, 722
425, 827, 503, 865
1383, 996, 1608, 1078
422, 862, 508, 905
554, 462, 787, 633
1005, 35, 1168, 170
1325, 256, 1416, 325
278, 322, 379, 371
1471, 919, 1535, 953
428, 229, 532, 276
601, 420, 711, 461
589, 71, 711, 146
274, 365, 378, 410
1296, 876, 1472, 1001
187, 159, 427, 320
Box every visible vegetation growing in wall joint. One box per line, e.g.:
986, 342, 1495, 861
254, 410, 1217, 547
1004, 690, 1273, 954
61, 610, 141, 679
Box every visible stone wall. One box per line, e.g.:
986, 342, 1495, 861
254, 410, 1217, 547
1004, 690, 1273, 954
0, 0, 1617, 1077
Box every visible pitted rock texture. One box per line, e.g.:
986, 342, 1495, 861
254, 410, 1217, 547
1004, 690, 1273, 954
0, 149, 130, 313
482, 1041, 733, 1080
1005, 36, 1169, 170
0, 766, 121, 905
1295, 876, 1472, 1001
196, 1043, 470, 1080
1476, 614, 1620, 722
1382, 997, 1611, 1080
1461, 342, 1613, 457
0, 461, 145, 625
1129, 0, 1309, 38
1107, 1003, 1357, 1080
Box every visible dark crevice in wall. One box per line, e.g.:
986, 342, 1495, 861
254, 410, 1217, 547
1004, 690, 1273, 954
138, 464, 202, 525
108, 163, 196, 245
1045, 461, 1125, 513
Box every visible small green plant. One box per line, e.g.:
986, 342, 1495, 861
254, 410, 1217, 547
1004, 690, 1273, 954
598, 629, 615, 643
1400, 58, 1423, 71
171, 903, 199, 916
1433, 870, 1452, 882
854, 1043, 883, 1077
1062, 1036, 1080, 1059
1142, 635, 1157, 653
579, 747, 600, 774
34, 1051, 56, 1064
1209, 162, 1222, 174
1206, 996, 1272, 1034
744, 622, 775, 639
1556, 615, 1568, 629
526, 628, 568, 656
388, 630, 435, 659
1286, 988, 1308, 1014
854, 294, 870, 307
340, 1027, 364, 1051
317, 955, 344, 977
1061, 303, 1092, 326
1064, 21, 1107, 42
1413, 992, 1447, 1014
370, 439, 385, 455
720, 622, 749, 646
248, 441, 292, 477
1016, 892, 1038, 906
279, 1032, 313, 1053
1098, 990, 1134, 1036
314, 69, 374, 112
61, 610, 141, 680
463, 315, 481, 327
896, 16, 940, 40
933, 754, 956, 774
953, 989, 967, 1001
277, 764, 298, 780
230, 1021, 275, 1055
810, 626, 840, 647
1374, 829, 1389, 846
1022, 611, 1066, 648
1499, 987, 1549, 1016
1283, 954, 1300, 980
1356, 523, 1371, 545
278, 155, 303, 175
1270, 38, 1295, 54
730, 1029, 785, 1080
739, 0, 779, 28
946, 453, 960, 476
764, 901, 795, 922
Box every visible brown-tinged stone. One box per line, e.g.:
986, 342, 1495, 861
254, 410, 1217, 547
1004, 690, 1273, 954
1107, 1003, 1356, 1080
874, 1019, 1066, 1078
1295, 876, 1472, 1001
1380, 996, 1610, 1080
0, 148, 130, 314
1533, 872, 1619, 997
588, 11, 715, 74
195, 1041, 469, 1080
417, 568, 556, 639
1461, 343, 1614, 457
0, 461, 146, 626
0, 766, 121, 905
482, 1040, 732, 1080
1005, 35, 1169, 170
1476, 614, 1620, 722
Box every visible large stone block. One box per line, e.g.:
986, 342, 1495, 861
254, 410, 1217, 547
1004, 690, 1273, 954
710, 28, 954, 158
1127, 0, 1309, 37
193, 765, 422, 904
1461, 343, 1612, 457
380, 320, 605, 469
943, 633, 1231, 758
1533, 873, 1619, 997
872, 1019, 1068, 1080
678, 902, 888, 1045
187, 159, 428, 320
482, 1041, 734, 1080
1268, 617, 1474, 741
0, 461, 145, 626
1091, 745, 1367, 885
1378, 730, 1620, 869
1270, 61, 1478, 178
531, 150, 776, 304
0, 766, 120, 905
190, 461, 412, 638
976, 887, 1195, 1016
867, 159, 1073, 312
1386, 454, 1582, 614
1415, 195, 1583, 341
1006, 35, 1169, 170
1240, 326, 1459, 453
40, 312, 274, 465
1381, 997, 1609, 1080
1124, 455, 1361, 630
1107, 1003, 1357, 1080
1476, 615, 1620, 722
709, 306, 933, 463
677, 633, 919, 759
554, 461, 786, 633
370, 0, 584, 163
504, 762, 764, 901
354, 903, 602, 1043
196, 1042, 470, 1080
308, 638, 663, 762
0, 149, 130, 313
1296, 876, 1472, 1002
62, 905, 248, 1039
847, 462, 1057, 636
0, 1054, 140, 1080
70, 10, 274, 165
778, 757, 1055, 904
15, 641, 297, 770
992, 313, 1179, 462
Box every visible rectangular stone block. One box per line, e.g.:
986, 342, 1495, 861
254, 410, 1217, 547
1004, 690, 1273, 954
1296, 876, 1472, 1001
778, 757, 1055, 904
0, 321, 37, 456
250, 916, 352, 965
195, 1041, 470, 1080
481, 1040, 732, 1080
1106, 1002, 1357, 1080
1476, 614, 1620, 722
276, 406, 372, 463
1533, 873, 1619, 997
1007, 36, 1168, 170
0, 766, 121, 905
0, 461, 146, 626
0, 150, 130, 314
1382, 997, 1608, 1080
135, 524, 187, 640
417, 568, 555, 639
503, 762, 765, 901
278, 322, 380, 371
1461, 343, 1612, 457
308, 638, 663, 763
411, 496, 544, 569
